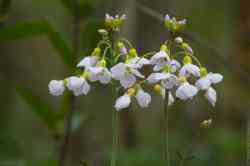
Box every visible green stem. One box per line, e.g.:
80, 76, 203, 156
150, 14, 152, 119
111, 86, 119, 166
163, 90, 170, 165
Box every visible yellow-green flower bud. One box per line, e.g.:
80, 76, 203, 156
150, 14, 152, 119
154, 84, 162, 94
160, 44, 168, 52
127, 88, 136, 97
118, 42, 125, 49
200, 119, 212, 129
98, 59, 107, 67
82, 71, 91, 79
200, 67, 208, 77
91, 47, 101, 56
183, 56, 192, 64
129, 48, 137, 58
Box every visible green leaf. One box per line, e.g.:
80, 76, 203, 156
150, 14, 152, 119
0, 20, 75, 71
16, 85, 58, 130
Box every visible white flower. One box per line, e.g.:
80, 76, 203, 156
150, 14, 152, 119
88, 67, 112, 84
195, 77, 212, 90
147, 72, 177, 90
150, 51, 170, 66
66, 76, 90, 96
128, 57, 150, 69
77, 56, 99, 68
205, 87, 217, 107
115, 94, 131, 111
179, 64, 200, 77
114, 88, 152, 111
176, 82, 198, 100
135, 89, 151, 108
207, 73, 223, 84
195, 72, 222, 106
111, 63, 144, 89
48, 80, 65, 96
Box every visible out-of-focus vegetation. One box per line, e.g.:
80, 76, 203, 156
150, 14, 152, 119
0, 0, 247, 165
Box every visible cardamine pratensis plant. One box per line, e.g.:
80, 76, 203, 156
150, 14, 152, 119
48, 13, 223, 165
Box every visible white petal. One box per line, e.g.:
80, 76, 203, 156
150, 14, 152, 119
176, 82, 198, 100
77, 56, 98, 68
114, 94, 131, 111
48, 80, 65, 96
72, 81, 91, 96
207, 73, 223, 84
88, 74, 99, 82
150, 51, 169, 65
195, 77, 211, 90
66, 76, 85, 91
205, 87, 217, 107
179, 64, 200, 77
161, 74, 177, 89
120, 74, 136, 89
99, 69, 112, 84
111, 63, 127, 79
147, 73, 169, 84
135, 89, 151, 108
130, 68, 145, 78
88, 66, 103, 75
129, 57, 150, 68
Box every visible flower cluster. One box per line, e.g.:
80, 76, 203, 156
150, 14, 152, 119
48, 14, 223, 112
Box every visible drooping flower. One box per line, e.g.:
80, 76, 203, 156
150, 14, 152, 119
176, 82, 198, 100
195, 68, 223, 106
205, 87, 217, 107
114, 93, 131, 111
179, 56, 200, 77
48, 80, 65, 96
135, 89, 151, 108
66, 76, 90, 96
114, 88, 151, 111
88, 66, 112, 84
147, 72, 178, 90
150, 45, 170, 71
77, 47, 101, 68
111, 62, 145, 89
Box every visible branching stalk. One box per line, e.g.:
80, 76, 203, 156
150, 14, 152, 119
163, 90, 170, 166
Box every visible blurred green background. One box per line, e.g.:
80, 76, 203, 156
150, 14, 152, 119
0, 0, 248, 165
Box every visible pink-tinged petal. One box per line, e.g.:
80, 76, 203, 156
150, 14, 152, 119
207, 73, 223, 84
111, 63, 127, 79
114, 94, 131, 111
48, 80, 65, 96
176, 82, 198, 100
205, 87, 217, 107
195, 77, 211, 90
135, 89, 151, 108
120, 74, 136, 89
77, 56, 98, 68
